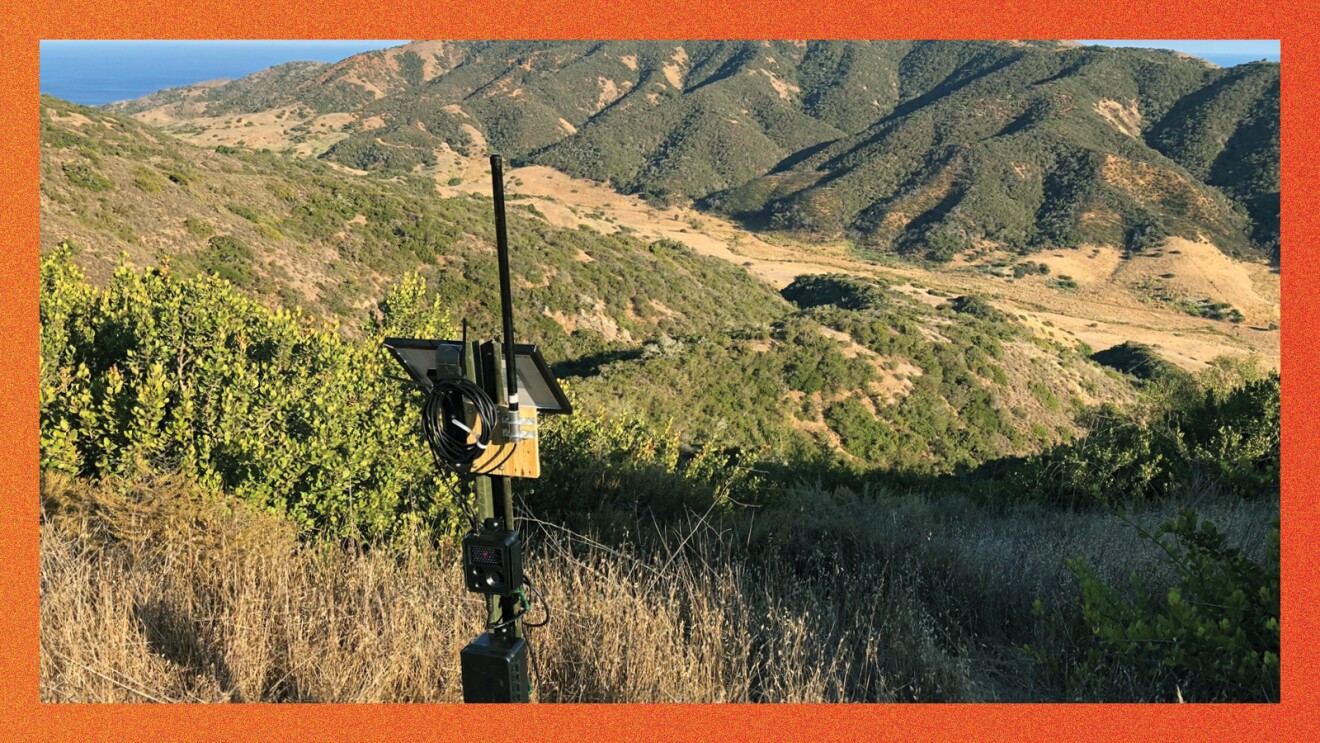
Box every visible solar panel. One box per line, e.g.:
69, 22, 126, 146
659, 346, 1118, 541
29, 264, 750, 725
382, 337, 572, 415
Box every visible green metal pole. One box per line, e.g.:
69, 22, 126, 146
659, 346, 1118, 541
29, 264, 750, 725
489, 343, 523, 641
464, 339, 500, 629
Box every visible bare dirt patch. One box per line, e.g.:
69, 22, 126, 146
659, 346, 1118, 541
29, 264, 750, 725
757, 69, 801, 100
1113, 236, 1279, 326
1094, 98, 1142, 137
431, 154, 1278, 373
662, 47, 688, 89
596, 77, 623, 111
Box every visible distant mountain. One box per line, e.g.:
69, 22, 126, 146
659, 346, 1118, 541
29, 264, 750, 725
111, 40, 1279, 263
44, 94, 1153, 469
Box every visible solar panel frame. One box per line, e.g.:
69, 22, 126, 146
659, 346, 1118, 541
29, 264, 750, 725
382, 337, 572, 415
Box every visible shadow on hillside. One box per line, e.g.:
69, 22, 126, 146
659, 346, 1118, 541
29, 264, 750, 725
552, 347, 645, 379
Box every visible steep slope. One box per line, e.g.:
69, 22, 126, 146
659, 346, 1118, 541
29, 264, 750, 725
111, 40, 1279, 264
1145, 62, 1280, 257
43, 94, 1143, 470
40, 94, 785, 361
710, 45, 1273, 260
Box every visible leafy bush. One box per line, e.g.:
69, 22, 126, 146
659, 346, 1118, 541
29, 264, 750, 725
1009, 366, 1279, 507
226, 204, 262, 222
1090, 341, 1182, 381
825, 399, 896, 462
949, 294, 1006, 324
131, 167, 165, 193
1037, 509, 1279, 702
781, 273, 889, 311
197, 235, 260, 288
183, 218, 214, 238
777, 317, 874, 396
62, 162, 114, 191
39, 246, 453, 540
38, 249, 771, 542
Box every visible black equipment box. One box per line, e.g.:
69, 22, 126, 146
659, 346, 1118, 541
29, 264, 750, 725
460, 633, 529, 703
463, 528, 523, 595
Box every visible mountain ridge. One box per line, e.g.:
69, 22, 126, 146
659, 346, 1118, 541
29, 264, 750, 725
109, 40, 1279, 263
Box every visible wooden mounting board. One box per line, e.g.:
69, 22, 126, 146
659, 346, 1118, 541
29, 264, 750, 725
471, 406, 539, 479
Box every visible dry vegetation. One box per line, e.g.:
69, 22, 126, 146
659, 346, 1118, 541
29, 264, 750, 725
40, 472, 1275, 703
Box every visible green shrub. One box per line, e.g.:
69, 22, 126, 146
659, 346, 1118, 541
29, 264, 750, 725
39, 247, 453, 540
950, 294, 1006, 324
781, 273, 889, 311
183, 218, 214, 238
825, 399, 896, 462
1029, 381, 1060, 411
161, 169, 193, 187
131, 167, 165, 193
1009, 368, 1279, 507
62, 162, 114, 191
198, 235, 259, 288
1039, 509, 1279, 702
1090, 341, 1182, 381
227, 203, 262, 222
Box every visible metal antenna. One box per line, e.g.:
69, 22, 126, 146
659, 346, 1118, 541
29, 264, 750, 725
490, 154, 519, 413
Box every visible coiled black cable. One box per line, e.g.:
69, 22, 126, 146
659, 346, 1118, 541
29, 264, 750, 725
422, 376, 498, 475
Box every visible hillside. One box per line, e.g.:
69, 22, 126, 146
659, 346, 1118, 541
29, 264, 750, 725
39, 43, 1283, 705
111, 40, 1279, 263
42, 94, 1170, 472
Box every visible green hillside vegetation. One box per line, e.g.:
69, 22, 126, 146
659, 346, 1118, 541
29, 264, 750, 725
1090, 340, 1183, 380
41, 95, 781, 353
38, 247, 1279, 701
42, 95, 1132, 472
112, 41, 1278, 263
40, 48, 1280, 700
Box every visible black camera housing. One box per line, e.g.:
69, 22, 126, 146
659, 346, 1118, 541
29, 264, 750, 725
462, 528, 523, 596
460, 633, 529, 703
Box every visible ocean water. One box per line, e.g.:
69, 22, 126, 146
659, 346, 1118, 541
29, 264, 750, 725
1199, 53, 1280, 68
40, 40, 408, 106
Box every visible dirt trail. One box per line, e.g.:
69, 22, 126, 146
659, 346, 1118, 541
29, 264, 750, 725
431, 158, 1279, 372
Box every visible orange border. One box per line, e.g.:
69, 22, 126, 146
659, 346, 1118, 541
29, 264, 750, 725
3, 2, 1317, 739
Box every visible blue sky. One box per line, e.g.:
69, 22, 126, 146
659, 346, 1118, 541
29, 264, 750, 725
1076, 40, 1280, 65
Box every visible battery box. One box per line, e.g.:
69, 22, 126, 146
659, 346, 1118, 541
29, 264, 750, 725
462, 529, 523, 596
460, 633, 529, 703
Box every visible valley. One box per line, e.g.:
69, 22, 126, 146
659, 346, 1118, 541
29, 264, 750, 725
435, 158, 1279, 372
37, 39, 1282, 704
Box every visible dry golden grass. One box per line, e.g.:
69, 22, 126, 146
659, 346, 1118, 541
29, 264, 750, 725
40, 472, 1276, 703
38, 473, 967, 703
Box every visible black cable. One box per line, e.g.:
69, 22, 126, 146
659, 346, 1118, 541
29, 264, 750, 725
520, 577, 551, 628
420, 375, 501, 532
525, 631, 542, 701
519, 576, 549, 700
422, 376, 498, 475
482, 577, 550, 631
